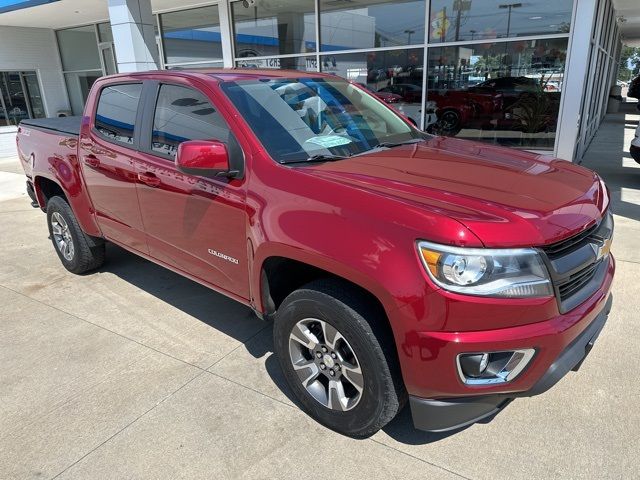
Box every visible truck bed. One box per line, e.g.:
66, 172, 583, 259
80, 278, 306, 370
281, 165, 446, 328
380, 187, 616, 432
20, 116, 81, 136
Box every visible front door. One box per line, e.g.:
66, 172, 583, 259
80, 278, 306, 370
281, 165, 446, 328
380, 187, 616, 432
79, 82, 148, 253
134, 81, 250, 299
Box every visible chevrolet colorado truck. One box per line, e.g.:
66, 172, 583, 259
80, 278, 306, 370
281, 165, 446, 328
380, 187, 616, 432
16, 70, 615, 437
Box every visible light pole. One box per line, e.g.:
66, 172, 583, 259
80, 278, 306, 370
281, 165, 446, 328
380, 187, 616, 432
498, 3, 522, 37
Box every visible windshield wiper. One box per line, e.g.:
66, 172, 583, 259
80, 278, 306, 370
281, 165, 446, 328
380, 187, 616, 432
283, 153, 351, 165
349, 138, 424, 158
371, 138, 424, 149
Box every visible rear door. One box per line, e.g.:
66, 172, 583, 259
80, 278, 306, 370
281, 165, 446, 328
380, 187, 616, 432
79, 81, 148, 253
134, 79, 250, 299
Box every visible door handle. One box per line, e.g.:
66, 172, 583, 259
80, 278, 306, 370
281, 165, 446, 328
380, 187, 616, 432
138, 172, 161, 187
83, 155, 100, 168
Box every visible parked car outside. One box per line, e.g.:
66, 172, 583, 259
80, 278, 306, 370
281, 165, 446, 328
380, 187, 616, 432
16, 69, 614, 438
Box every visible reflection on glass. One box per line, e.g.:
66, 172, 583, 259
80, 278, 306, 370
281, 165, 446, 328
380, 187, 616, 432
320, 49, 429, 127
232, 0, 316, 57
319, 0, 425, 51
64, 72, 102, 115
426, 38, 568, 150
22, 73, 45, 118
221, 77, 420, 164
152, 84, 230, 158
160, 6, 223, 65
95, 84, 143, 145
429, 0, 573, 43
56, 25, 101, 72
167, 62, 224, 70
236, 56, 317, 71
0, 72, 30, 125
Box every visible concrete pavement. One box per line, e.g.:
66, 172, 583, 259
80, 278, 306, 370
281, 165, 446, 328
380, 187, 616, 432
1, 113, 639, 479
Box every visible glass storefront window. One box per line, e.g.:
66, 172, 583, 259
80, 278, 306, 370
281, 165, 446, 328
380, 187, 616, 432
426, 38, 568, 150
160, 6, 223, 65
429, 0, 573, 43
319, 0, 425, 51
0, 72, 44, 126
320, 49, 426, 126
232, 0, 316, 57
236, 56, 317, 71
167, 62, 224, 70
64, 71, 102, 116
56, 25, 102, 72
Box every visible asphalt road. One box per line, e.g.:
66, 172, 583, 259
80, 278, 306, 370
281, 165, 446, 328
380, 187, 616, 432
1, 110, 639, 479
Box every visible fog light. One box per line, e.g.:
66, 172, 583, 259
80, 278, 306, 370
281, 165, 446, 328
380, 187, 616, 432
458, 353, 489, 378
457, 349, 535, 385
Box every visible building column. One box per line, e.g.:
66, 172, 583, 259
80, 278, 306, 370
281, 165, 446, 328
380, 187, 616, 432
108, 0, 159, 73
554, 0, 598, 161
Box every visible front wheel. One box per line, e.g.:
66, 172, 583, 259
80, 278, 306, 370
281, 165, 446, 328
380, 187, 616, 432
273, 280, 405, 437
46, 196, 105, 274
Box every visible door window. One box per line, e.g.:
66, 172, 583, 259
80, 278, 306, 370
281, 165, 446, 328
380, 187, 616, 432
94, 83, 143, 145
151, 84, 231, 158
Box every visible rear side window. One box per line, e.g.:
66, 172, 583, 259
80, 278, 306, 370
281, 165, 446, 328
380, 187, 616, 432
94, 84, 143, 145
151, 84, 230, 159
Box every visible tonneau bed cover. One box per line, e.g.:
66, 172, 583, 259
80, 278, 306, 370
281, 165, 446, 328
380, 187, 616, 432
20, 116, 81, 136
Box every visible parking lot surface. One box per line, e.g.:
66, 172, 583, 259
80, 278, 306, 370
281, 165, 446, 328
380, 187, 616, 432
1, 110, 639, 479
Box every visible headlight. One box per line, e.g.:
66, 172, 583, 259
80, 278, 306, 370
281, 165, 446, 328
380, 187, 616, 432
417, 240, 553, 298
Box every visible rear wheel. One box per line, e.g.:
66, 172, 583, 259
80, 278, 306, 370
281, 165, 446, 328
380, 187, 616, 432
273, 280, 405, 437
46, 196, 105, 274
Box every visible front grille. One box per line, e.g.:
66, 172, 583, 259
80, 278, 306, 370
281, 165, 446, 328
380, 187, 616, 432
542, 222, 599, 259
540, 211, 613, 313
557, 261, 600, 302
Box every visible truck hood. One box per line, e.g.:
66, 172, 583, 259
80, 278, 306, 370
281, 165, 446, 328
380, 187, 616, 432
301, 137, 607, 247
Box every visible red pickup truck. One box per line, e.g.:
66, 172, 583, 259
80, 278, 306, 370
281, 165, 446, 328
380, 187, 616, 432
16, 69, 614, 437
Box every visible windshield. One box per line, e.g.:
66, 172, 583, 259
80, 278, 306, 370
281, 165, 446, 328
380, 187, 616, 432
219, 77, 423, 164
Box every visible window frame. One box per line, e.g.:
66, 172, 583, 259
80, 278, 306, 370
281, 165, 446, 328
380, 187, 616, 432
92, 82, 145, 149
138, 80, 235, 163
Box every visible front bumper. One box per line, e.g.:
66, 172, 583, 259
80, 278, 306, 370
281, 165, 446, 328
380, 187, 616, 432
409, 293, 612, 432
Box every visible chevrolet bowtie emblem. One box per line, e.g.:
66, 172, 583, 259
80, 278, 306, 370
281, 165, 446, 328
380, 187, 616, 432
591, 237, 613, 261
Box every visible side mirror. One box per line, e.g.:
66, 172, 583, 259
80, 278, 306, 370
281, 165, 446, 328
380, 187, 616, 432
176, 140, 237, 178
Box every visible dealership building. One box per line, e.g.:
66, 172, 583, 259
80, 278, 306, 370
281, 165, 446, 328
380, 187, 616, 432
0, 0, 639, 161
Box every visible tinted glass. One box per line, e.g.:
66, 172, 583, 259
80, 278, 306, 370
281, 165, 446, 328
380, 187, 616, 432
429, 0, 573, 43
321, 49, 425, 126
160, 6, 223, 65
152, 84, 230, 158
426, 38, 568, 150
221, 77, 421, 164
95, 84, 143, 145
319, 0, 425, 51
56, 25, 101, 72
232, 0, 316, 57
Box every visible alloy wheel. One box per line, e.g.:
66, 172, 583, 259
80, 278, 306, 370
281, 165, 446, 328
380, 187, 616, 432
288, 318, 364, 411
51, 211, 75, 261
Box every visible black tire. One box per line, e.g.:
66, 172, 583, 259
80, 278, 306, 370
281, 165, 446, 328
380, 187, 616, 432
46, 196, 105, 274
434, 109, 462, 136
273, 279, 406, 437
